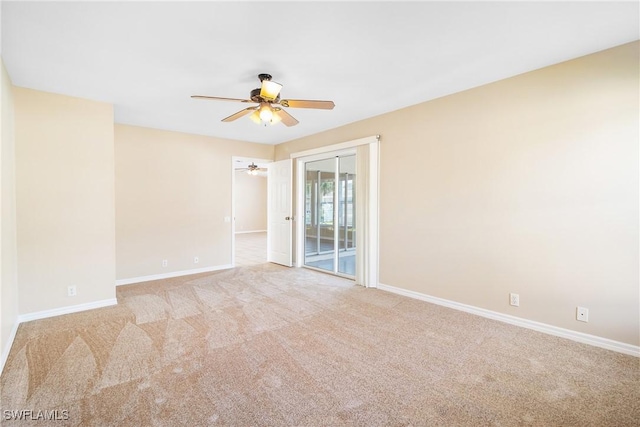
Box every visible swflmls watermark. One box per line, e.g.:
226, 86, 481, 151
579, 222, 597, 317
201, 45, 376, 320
3, 409, 69, 421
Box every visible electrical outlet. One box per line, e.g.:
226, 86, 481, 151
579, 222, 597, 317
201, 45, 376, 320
162, 259, 168, 268
509, 293, 520, 307
577, 307, 589, 322
194, 256, 199, 264
67, 286, 77, 297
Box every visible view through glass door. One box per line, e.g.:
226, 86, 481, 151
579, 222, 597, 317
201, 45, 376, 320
304, 155, 356, 277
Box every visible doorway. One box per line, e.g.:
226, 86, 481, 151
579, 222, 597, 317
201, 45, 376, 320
303, 155, 356, 277
232, 157, 271, 267
293, 135, 379, 288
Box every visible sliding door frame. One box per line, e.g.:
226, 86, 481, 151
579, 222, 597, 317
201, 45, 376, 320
292, 135, 380, 288
300, 151, 356, 279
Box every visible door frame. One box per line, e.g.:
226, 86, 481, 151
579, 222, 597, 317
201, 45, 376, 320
291, 135, 380, 288
231, 156, 272, 267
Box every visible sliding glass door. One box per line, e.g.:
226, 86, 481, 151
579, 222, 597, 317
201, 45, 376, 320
304, 155, 356, 277
337, 156, 356, 275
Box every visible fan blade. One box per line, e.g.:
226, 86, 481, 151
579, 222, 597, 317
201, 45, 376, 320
222, 107, 258, 122
278, 99, 335, 110
191, 95, 254, 103
273, 108, 299, 127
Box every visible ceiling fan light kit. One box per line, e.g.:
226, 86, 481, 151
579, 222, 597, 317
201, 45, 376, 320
259, 75, 283, 102
259, 103, 274, 122
246, 104, 282, 126
192, 73, 335, 127
247, 163, 259, 175
249, 109, 263, 125
242, 162, 262, 176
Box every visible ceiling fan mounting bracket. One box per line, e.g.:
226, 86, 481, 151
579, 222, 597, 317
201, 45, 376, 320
258, 73, 272, 82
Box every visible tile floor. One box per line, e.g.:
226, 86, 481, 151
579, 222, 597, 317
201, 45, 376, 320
305, 254, 356, 276
234, 232, 267, 266
235, 231, 355, 276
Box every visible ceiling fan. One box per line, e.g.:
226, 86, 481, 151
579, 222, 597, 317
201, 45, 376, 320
238, 162, 265, 176
192, 74, 335, 127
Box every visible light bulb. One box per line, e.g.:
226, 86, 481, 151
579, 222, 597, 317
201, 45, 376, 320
249, 110, 261, 124
270, 110, 282, 125
259, 104, 273, 122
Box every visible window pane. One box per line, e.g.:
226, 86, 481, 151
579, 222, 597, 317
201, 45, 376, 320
304, 160, 335, 272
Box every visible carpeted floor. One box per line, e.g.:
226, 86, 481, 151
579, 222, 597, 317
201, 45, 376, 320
1, 264, 639, 426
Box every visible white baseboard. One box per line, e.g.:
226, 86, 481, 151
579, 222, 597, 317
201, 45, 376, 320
116, 264, 233, 286
377, 283, 639, 357
18, 298, 118, 323
234, 230, 267, 234
2, 297, 118, 374
1, 319, 21, 375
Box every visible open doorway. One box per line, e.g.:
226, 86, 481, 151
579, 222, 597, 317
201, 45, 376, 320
232, 157, 271, 267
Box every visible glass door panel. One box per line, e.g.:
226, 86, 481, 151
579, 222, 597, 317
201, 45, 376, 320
304, 155, 356, 278
338, 155, 356, 275
304, 159, 336, 273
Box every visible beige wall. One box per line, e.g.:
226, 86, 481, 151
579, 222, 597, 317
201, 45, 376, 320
115, 125, 273, 280
1, 60, 18, 362
234, 170, 267, 233
276, 42, 639, 346
15, 88, 116, 314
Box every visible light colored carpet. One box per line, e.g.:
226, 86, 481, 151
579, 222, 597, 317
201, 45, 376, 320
1, 264, 638, 426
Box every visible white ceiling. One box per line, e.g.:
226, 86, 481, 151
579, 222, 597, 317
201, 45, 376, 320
2, 1, 638, 145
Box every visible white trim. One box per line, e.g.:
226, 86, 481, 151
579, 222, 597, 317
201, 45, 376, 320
233, 156, 272, 169
294, 156, 305, 268
377, 282, 639, 357
234, 230, 267, 234
231, 157, 236, 267
294, 148, 357, 164
18, 298, 118, 324
1, 298, 119, 374
0, 320, 21, 375
289, 135, 379, 159
366, 141, 380, 288
116, 264, 233, 286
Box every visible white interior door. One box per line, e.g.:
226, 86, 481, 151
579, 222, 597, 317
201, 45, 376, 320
267, 159, 292, 266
